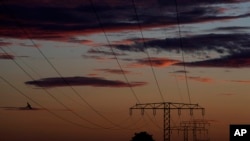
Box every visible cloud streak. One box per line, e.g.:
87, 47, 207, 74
176, 51, 250, 68
176, 75, 214, 83
0, 41, 12, 47
95, 69, 131, 74
113, 33, 250, 55
227, 80, 250, 84
25, 76, 147, 88
128, 57, 180, 68
82, 54, 113, 61
0, 106, 43, 111
218, 93, 236, 96
87, 49, 127, 56
0, 53, 15, 60
169, 70, 189, 74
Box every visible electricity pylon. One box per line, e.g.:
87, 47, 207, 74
129, 102, 205, 141
181, 120, 210, 141
171, 119, 210, 141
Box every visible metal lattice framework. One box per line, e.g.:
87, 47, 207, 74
171, 119, 210, 141
130, 102, 205, 141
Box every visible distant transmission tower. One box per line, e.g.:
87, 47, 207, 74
130, 102, 205, 141
171, 119, 210, 141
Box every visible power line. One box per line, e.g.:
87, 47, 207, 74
88, 0, 141, 103
0, 47, 114, 129
131, 0, 165, 102
89, 0, 162, 130
1, 46, 144, 130
0, 1, 135, 130
129, 1, 165, 129
0, 75, 99, 129
130, 0, 192, 132
156, 4, 184, 103
173, 0, 191, 104
3, 41, 105, 113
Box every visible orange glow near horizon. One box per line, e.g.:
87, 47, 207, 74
1, 0, 250, 141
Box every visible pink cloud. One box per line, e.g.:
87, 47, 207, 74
128, 57, 180, 68
95, 69, 131, 74
176, 75, 214, 83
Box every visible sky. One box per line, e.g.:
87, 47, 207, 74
1, 0, 250, 141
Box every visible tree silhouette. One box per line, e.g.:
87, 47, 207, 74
131, 131, 155, 141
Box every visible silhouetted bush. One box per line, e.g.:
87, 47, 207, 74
131, 131, 155, 141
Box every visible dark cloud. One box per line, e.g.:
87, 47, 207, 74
0, 53, 15, 59
87, 49, 127, 56
1, 0, 249, 41
82, 54, 113, 61
169, 70, 189, 73
114, 33, 250, 55
0, 106, 43, 111
158, 0, 248, 6
177, 51, 250, 68
213, 26, 250, 31
25, 76, 147, 88
3, 0, 248, 7
67, 38, 97, 46
0, 106, 70, 111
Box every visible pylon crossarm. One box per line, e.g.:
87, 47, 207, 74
169, 103, 202, 109
130, 102, 204, 110
129, 102, 206, 141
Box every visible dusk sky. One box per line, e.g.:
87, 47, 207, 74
1, 0, 250, 141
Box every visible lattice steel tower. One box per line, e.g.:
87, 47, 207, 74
171, 119, 210, 141
130, 102, 205, 141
